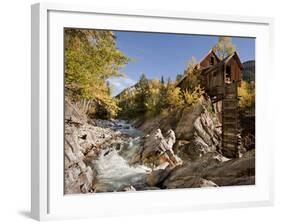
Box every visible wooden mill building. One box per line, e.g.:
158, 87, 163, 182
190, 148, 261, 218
177, 49, 243, 158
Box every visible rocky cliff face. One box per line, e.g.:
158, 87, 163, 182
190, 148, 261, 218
137, 95, 254, 188
64, 123, 95, 194
64, 100, 128, 194
138, 96, 222, 160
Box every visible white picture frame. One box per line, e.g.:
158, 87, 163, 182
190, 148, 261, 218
31, 2, 275, 221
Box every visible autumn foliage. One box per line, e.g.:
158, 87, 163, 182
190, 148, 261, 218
64, 28, 130, 118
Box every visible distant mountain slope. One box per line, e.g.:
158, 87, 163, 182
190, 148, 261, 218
115, 79, 155, 98
242, 60, 255, 81
115, 83, 136, 99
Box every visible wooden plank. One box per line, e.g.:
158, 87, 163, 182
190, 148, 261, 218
223, 124, 237, 130
223, 124, 238, 128
222, 106, 238, 110
223, 117, 238, 123
222, 114, 238, 118
222, 109, 238, 114
223, 132, 237, 137
223, 139, 238, 145
224, 94, 237, 99
223, 121, 238, 125
222, 144, 237, 151
223, 131, 238, 136
223, 129, 238, 134
223, 102, 238, 108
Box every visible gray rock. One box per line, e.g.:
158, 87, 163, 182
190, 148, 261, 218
123, 186, 136, 192
139, 96, 222, 163
175, 103, 203, 140
64, 101, 100, 194
163, 150, 255, 189
141, 129, 182, 168
93, 183, 115, 193
146, 167, 172, 186
65, 99, 87, 124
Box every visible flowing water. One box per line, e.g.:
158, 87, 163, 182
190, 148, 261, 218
92, 120, 152, 192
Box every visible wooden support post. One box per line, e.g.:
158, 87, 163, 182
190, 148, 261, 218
221, 82, 239, 158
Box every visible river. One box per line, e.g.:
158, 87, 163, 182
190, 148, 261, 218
92, 120, 152, 192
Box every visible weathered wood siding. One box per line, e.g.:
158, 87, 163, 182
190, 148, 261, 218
200, 51, 220, 68
226, 57, 242, 82
201, 65, 225, 98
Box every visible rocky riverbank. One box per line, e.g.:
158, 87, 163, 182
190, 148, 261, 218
64, 96, 255, 194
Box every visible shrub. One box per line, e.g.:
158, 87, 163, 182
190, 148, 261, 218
238, 80, 255, 110
182, 85, 205, 107
166, 86, 184, 109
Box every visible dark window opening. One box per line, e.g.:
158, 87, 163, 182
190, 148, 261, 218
210, 56, 215, 65
213, 72, 217, 77
225, 65, 231, 82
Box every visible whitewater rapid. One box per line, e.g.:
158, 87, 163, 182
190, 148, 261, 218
92, 120, 151, 192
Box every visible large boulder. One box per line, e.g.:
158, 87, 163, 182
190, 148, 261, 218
174, 103, 203, 140
146, 167, 172, 186
141, 129, 182, 168
162, 150, 255, 189
174, 106, 222, 162
139, 96, 222, 163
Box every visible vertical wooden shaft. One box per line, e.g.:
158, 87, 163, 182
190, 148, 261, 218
221, 82, 239, 158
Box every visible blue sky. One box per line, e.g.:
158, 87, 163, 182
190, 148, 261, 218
108, 31, 255, 96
